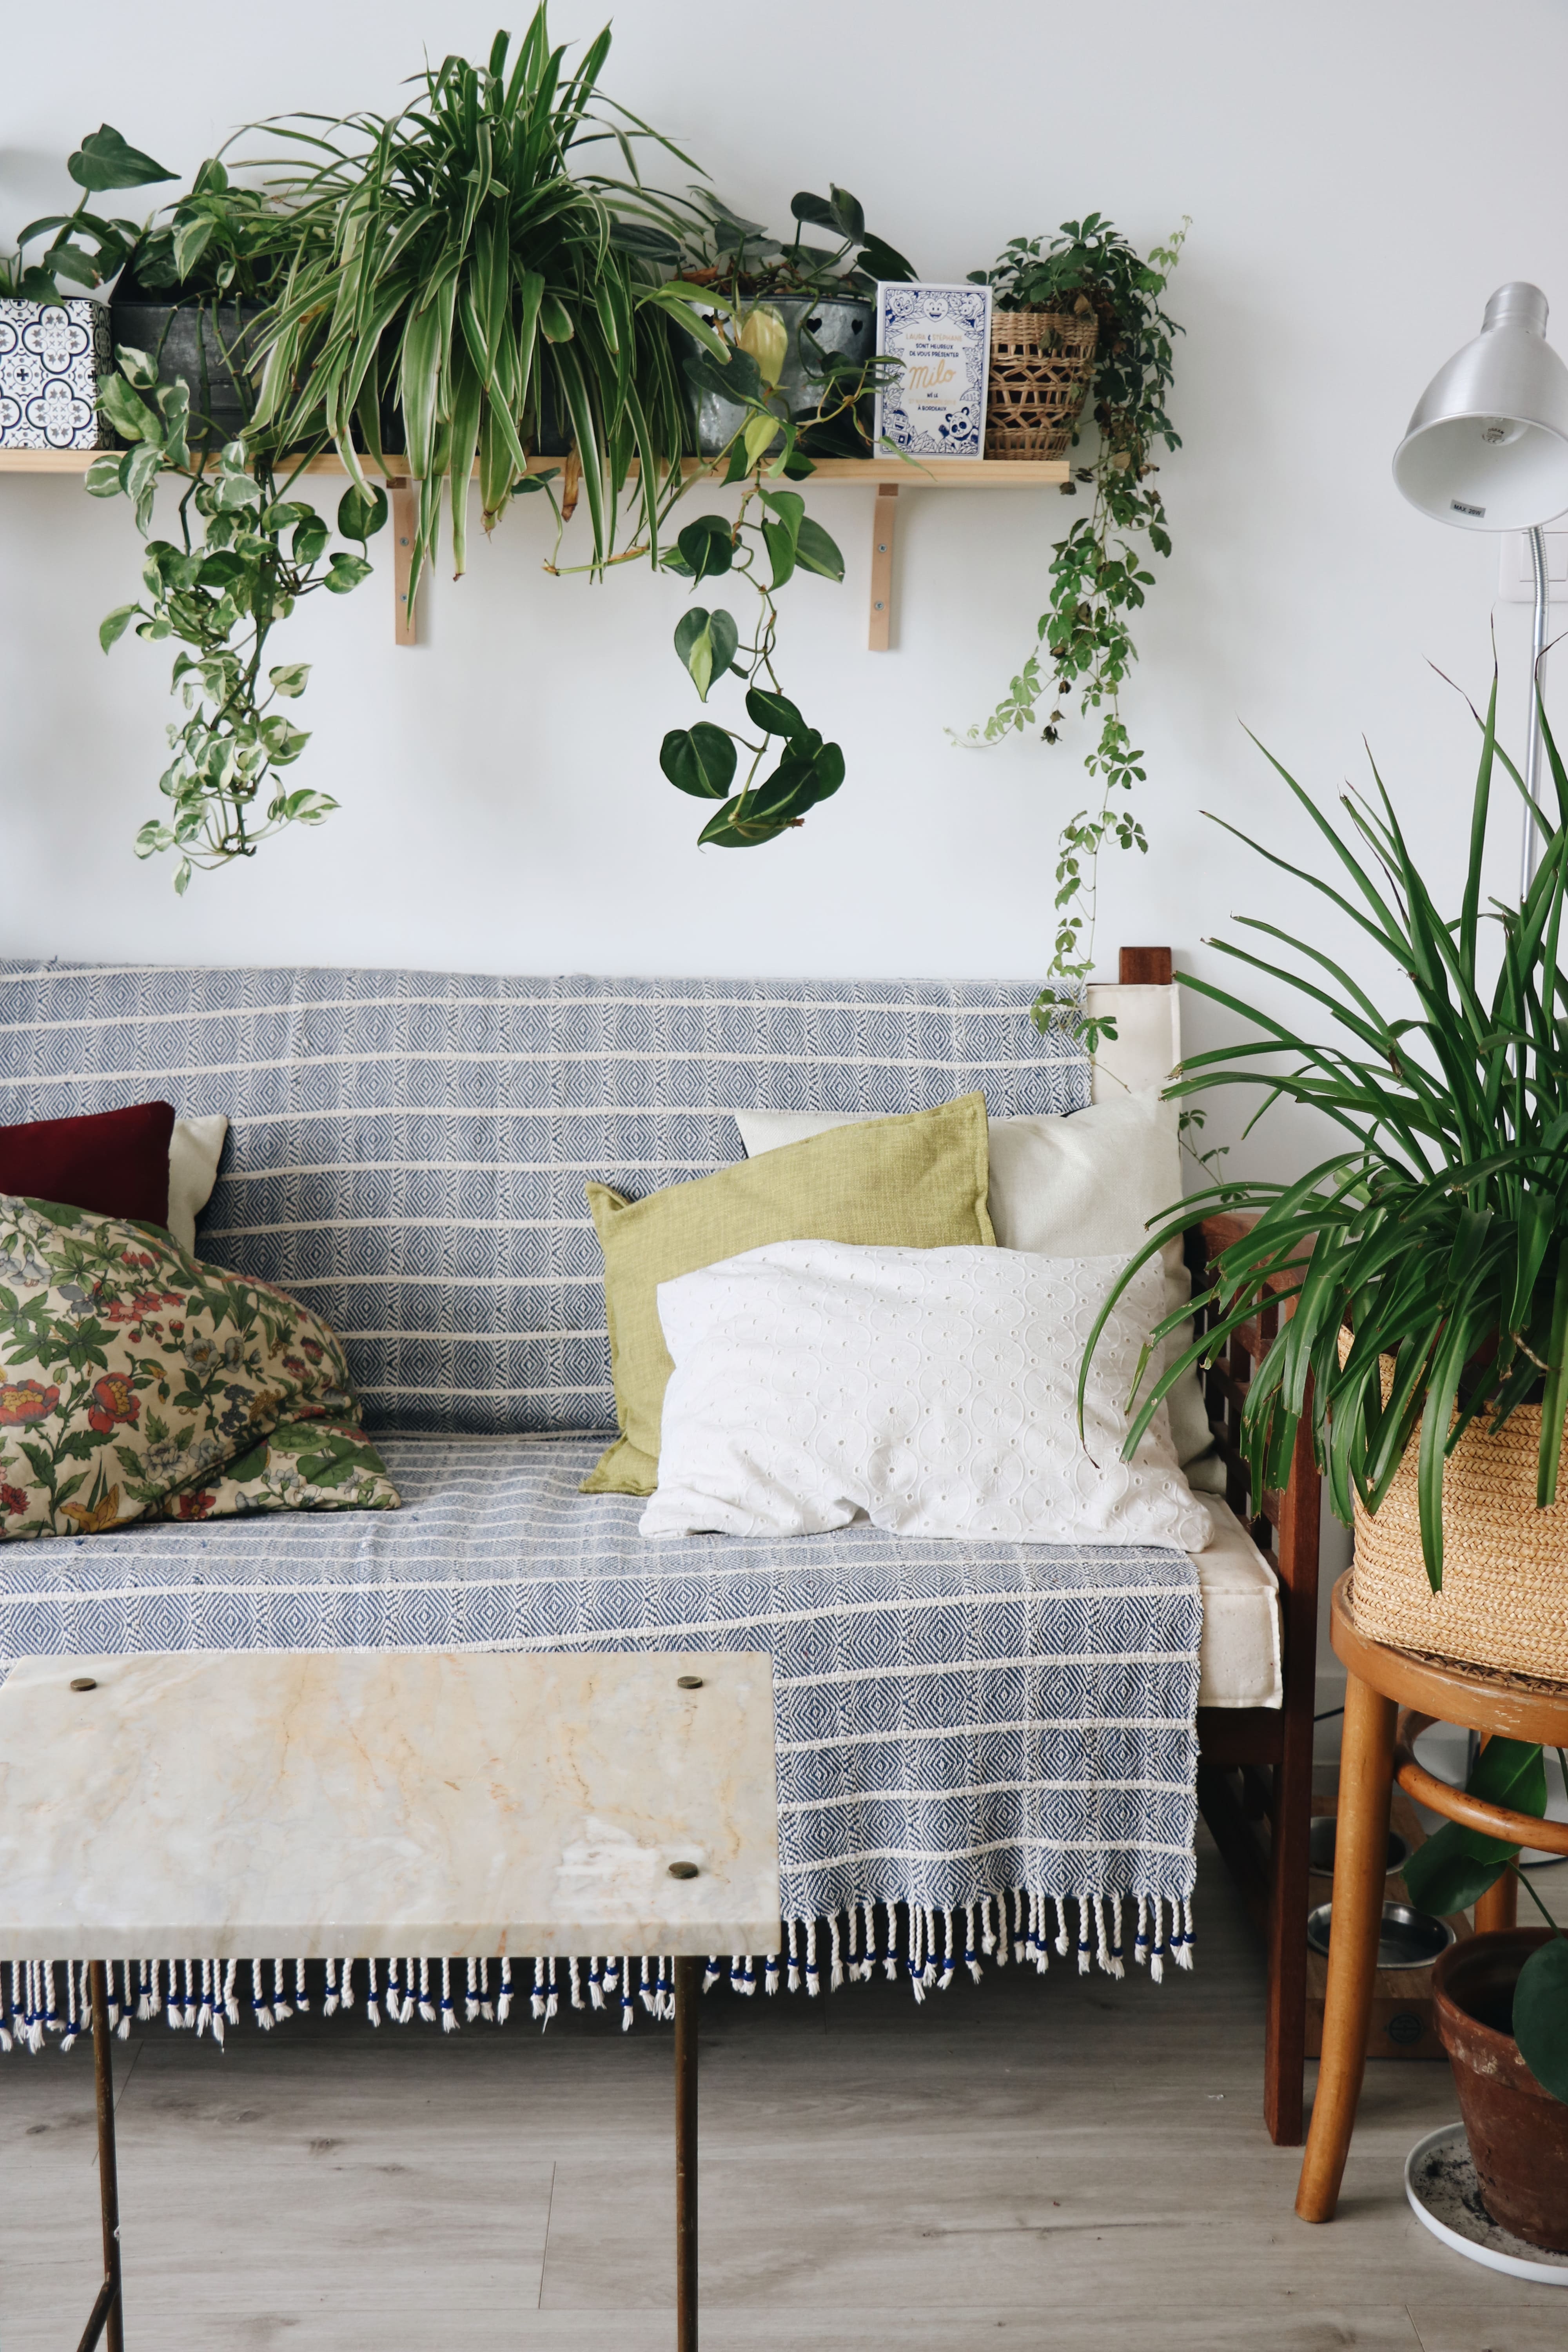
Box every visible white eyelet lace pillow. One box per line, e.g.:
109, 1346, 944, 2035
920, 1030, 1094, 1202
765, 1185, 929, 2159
641, 1240, 1213, 1548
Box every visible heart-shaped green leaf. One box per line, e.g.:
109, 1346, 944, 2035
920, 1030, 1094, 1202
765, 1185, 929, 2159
762, 520, 797, 590
97, 371, 156, 443
115, 345, 158, 390
828, 185, 866, 243
660, 723, 737, 799
99, 603, 139, 652
794, 515, 845, 582
323, 552, 373, 594
268, 662, 312, 701
338, 483, 388, 544
789, 192, 838, 232
292, 515, 330, 566
677, 515, 734, 581
83, 453, 128, 499
682, 339, 764, 408
745, 686, 808, 740
67, 126, 176, 194
855, 234, 918, 285
675, 608, 716, 701
698, 794, 789, 849
1512, 1936, 1568, 2102
1401, 1820, 1513, 1918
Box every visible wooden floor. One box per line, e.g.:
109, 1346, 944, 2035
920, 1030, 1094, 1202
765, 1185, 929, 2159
4, 1828, 1566, 2352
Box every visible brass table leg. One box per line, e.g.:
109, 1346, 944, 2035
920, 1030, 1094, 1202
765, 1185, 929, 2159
78, 1960, 123, 2352
674, 1956, 699, 2352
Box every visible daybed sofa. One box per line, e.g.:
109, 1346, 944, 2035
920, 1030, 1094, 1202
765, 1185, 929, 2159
0, 956, 1318, 2142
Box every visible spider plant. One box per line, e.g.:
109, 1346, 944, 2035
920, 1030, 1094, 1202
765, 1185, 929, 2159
245, 11, 726, 611
1082, 668, 1568, 1591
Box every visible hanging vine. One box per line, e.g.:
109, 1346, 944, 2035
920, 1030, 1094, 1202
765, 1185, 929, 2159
954, 215, 1188, 1042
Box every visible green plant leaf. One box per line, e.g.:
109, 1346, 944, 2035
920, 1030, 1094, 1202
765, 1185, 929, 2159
745, 686, 808, 740
337, 483, 388, 544
828, 185, 866, 243
99, 603, 139, 652
659, 723, 737, 799
673, 607, 737, 702
698, 794, 789, 849
855, 233, 918, 284
1513, 1936, 1568, 2103
762, 521, 797, 589
789, 192, 839, 232
322, 552, 373, 593
1401, 1820, 1513, 1916
291, 515, 330, 566
793, 515, 845, 581
1470, 1737, 1550, 1822
67, 126, 176, 193
268, 662, 311, 700
676, 515, 734, 581
97, 372, 157, 444
83, 454, 127, 499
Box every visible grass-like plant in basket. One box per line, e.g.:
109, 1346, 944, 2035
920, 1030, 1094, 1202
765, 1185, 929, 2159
1080, 670, 1568, 2105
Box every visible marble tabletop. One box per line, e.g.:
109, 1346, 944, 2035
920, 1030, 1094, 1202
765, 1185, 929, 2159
0, 1650, 780, 1962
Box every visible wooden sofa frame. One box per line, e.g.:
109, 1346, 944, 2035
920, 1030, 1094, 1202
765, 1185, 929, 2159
1187, 1209, 1320, 2147
1114, 945, 1319, 2145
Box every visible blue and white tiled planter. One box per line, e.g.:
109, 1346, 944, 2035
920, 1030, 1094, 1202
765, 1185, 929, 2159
0, 299, 114, 450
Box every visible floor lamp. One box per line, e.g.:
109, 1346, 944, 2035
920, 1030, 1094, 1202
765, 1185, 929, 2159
1393, 282, 1568, 890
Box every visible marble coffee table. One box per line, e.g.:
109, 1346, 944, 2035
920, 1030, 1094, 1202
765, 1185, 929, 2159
0, 1647, 781, 2352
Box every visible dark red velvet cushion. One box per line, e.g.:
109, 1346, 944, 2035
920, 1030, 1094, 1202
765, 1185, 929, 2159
0, 1102, 175, 1228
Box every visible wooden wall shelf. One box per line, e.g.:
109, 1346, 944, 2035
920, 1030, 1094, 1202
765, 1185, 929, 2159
0, 445, 1070, 647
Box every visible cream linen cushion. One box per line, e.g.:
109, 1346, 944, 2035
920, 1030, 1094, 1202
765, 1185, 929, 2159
167, 1115, 228, 1254
734, 1091, 1220, 1492
641, 1241, 1213, 1548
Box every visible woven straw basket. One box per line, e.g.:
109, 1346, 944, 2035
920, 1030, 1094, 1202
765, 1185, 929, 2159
1348, 1357, 1568, 1682
985, 309, 1098, 460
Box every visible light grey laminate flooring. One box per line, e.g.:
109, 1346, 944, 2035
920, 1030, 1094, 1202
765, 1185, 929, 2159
3, 1826, 1565, 2352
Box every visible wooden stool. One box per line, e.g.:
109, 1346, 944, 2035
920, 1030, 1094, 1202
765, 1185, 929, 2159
1296, 1574, 1568, 2222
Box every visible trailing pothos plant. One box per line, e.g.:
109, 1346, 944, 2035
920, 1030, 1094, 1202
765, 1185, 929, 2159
954, 215, 1187, 1040
88, 351, 383, 892
652, 201, 909, 847
0, 124, 174, 299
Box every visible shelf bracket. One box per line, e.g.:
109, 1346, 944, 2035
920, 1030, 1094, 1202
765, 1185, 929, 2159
390, 478, 417, 648
868, 483, 898, 652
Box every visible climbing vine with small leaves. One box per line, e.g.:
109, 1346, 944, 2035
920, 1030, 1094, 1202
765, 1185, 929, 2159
955, 216, 1188, 1043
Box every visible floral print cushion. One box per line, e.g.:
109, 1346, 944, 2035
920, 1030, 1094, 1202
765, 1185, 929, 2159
0, 1193, 400, 1541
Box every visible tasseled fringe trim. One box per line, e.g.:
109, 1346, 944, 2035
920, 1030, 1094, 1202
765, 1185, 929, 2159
0, 1897, 1193, 2053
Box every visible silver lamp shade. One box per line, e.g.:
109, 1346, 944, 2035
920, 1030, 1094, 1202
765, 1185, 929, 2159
1394, 283, 1568, 532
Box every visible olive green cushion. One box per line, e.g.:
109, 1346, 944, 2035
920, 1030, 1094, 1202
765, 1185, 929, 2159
581, 1092, 996, 1495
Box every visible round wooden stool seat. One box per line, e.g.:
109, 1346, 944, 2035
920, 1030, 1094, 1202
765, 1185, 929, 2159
1296, 1575, 1568, 2224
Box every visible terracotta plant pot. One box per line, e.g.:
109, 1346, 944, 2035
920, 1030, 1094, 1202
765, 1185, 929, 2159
1434, 1928, 1568, 2252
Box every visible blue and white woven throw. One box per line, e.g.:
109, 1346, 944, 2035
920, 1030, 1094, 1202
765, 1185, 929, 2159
0, 1435, 1201, 2051
0, 965, 1088, 1437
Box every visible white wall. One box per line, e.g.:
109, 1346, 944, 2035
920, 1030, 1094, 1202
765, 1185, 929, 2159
4, 0, 1564, 1182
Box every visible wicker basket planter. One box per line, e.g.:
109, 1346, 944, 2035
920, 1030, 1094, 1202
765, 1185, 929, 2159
1348, 1381, 1568, 1684
984, 308, 1098, 461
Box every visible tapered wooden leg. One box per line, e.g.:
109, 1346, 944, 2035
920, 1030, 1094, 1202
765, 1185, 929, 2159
674, 1956, 699, 2352
1296, 1672, 1397, 2221
1475, 1872, 1519, 1933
